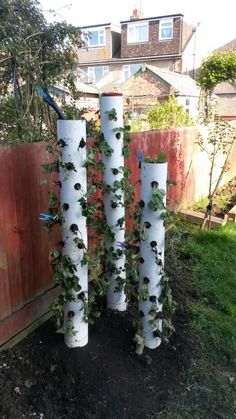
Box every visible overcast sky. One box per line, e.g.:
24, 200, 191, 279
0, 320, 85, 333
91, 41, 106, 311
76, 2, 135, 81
39, 0, 235, 56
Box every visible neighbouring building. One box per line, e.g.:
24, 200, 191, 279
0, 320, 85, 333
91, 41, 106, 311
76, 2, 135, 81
77, 10, 199, 85
97, 64, 200, 119
213, 39, 236, 121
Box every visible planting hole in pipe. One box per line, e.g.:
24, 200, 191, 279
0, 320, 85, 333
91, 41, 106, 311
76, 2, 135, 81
68, 310, 75, 318
143, 277, 150, 284
57, 139, 67, 147
144, 221, 151, 229
150, 241, 157, 248
139, 200, 145, 208
149, 296, 157, 303
74, 183, 81, 190
78, 292, 86, 301
112, 168, 119, 175
79, 138, 86, 148
151, 181, 159, 188
62, 203, 69, 211
115, 132, 121, 139
70, 223, 79, 233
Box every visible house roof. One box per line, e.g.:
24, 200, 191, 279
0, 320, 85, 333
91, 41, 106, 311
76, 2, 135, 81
214, 38, 236, 52
214, 81, 236, 95
139, 64, 200, 96
120, 13, 183, 24
76, 81, 98, 95
97, 64, 200, 97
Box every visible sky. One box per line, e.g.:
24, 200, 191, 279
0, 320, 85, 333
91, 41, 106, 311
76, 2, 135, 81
38, 0, 236, 57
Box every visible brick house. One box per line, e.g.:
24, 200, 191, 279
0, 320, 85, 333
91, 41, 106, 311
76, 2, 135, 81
98, 64, 199, 119
77, 10, 198, 84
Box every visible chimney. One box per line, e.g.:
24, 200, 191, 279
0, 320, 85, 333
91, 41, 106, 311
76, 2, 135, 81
130, 9, 144, 20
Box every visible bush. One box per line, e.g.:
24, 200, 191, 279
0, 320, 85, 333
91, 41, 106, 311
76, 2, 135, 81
147, 96, 194, 130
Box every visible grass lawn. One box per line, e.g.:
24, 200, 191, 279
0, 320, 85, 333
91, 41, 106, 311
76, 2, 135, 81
157, 222, 236, 419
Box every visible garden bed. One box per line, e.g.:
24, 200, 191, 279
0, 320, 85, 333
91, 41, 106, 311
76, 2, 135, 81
1, 222, 236, 419
192, 176, 236, 218
0, 254, 193, 419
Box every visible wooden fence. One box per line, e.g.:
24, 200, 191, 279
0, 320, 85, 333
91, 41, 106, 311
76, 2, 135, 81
1, 127, 236, 347
0, 142, 60, 347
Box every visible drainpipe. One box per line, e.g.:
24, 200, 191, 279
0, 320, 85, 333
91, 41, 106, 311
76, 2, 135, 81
139, 161, 168, 349
100, 93, 127, 311
57, 120, 88, 348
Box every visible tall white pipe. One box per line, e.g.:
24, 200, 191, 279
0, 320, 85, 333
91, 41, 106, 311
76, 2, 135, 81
57, 120, 88, 348
100, 93, 126, 311
139, 162, 168, 349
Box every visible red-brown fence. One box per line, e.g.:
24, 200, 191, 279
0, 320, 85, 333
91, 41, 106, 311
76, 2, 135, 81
0, 142, 60, 346
1, 127, 236, 346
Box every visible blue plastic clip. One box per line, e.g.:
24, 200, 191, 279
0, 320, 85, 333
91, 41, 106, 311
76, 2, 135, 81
116, 241, 129, 249
138, 151, 143, 168
39, 213, 55, 222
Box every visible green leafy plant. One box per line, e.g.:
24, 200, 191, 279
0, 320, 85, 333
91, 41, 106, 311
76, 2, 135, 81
147, 96, 194, 130
197, 51, 236, 123
148, 188, 166, 211
0, 0, 84, 143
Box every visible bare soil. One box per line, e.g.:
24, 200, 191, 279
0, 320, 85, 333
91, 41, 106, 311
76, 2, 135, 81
0, 260, 194, 419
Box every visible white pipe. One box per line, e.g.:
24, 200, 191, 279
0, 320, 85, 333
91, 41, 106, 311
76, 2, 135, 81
100, 93, 126, 311
139, 162, 168, 349
57, 120, 88, 348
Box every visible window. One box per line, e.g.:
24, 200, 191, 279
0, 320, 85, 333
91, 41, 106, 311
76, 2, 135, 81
88, 29, 105, 47
123, 64, 142, 80
159, 19, 173, 40
127, 22, 148, 43
87, 66, 109, 82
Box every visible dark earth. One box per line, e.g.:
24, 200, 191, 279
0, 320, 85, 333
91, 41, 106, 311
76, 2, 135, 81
0, 259, 194, 419
2, 176, 236, 419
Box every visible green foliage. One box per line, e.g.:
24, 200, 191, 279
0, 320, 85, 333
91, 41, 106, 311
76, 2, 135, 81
148, 187, 166, 211
105, 108, 117, 121
147, 96, 193, 130
0, 0, 84, 143
197, 51, 236, 94
156, 222, 236, 418
144, 151, 168, 163
197, 51, 236, 123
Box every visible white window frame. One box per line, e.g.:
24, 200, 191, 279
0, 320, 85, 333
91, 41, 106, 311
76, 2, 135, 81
159, 18, 173, 40
88, 28, 105, 47
123, 63, 142, 80
87, 66, 109, 82
127, 22, 149, 44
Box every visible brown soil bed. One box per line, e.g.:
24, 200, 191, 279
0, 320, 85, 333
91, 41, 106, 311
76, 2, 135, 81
0, 262, 194, 419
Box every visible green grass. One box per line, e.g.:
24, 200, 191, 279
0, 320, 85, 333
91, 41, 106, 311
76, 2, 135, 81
155, 223, 236, 418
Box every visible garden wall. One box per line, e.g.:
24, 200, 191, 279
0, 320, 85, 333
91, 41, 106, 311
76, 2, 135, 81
1, 126, 236, 346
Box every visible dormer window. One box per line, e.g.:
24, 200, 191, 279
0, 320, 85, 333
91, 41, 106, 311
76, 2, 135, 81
88, 29, 105, 47
159, 19, 173, 40
127, 22, 148, 43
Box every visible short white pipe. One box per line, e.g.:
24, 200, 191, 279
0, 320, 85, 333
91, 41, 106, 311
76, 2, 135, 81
57, 120, 88, 348
139, 162, 168, 349
100, 93, 126, 311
